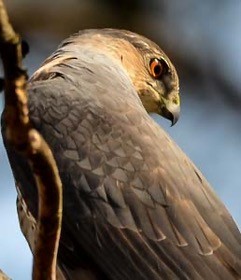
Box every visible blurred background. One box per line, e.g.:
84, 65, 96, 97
0, 0, 241, 279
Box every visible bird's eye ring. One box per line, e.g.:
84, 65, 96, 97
149, 58, 167, 79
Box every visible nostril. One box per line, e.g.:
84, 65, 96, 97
172, 97, 179, 105
169, 91, 180, 106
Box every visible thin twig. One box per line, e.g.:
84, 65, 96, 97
0, 1, 63, 279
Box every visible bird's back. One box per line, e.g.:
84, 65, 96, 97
2, 30, 241, 280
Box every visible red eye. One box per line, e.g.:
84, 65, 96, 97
149, 58, 167, 79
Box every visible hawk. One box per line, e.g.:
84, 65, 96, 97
2, 29, 241, 280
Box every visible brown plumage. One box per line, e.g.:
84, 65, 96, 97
2, 29, 241, 279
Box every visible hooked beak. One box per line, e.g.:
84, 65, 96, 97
161, 103, 180, 126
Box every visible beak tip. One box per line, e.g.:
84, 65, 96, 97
160, 104, 180, 126
170, 113, 179, 126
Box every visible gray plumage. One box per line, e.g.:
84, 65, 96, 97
2, 29, 241, 280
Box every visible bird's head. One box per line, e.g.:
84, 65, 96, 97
109, 30, 180, 125
79, 29, 180, 125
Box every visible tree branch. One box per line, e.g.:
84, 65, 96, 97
0, 269, 10, 280
0, 1, 63, 279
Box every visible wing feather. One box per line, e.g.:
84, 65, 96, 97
3, 49, 241, 279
